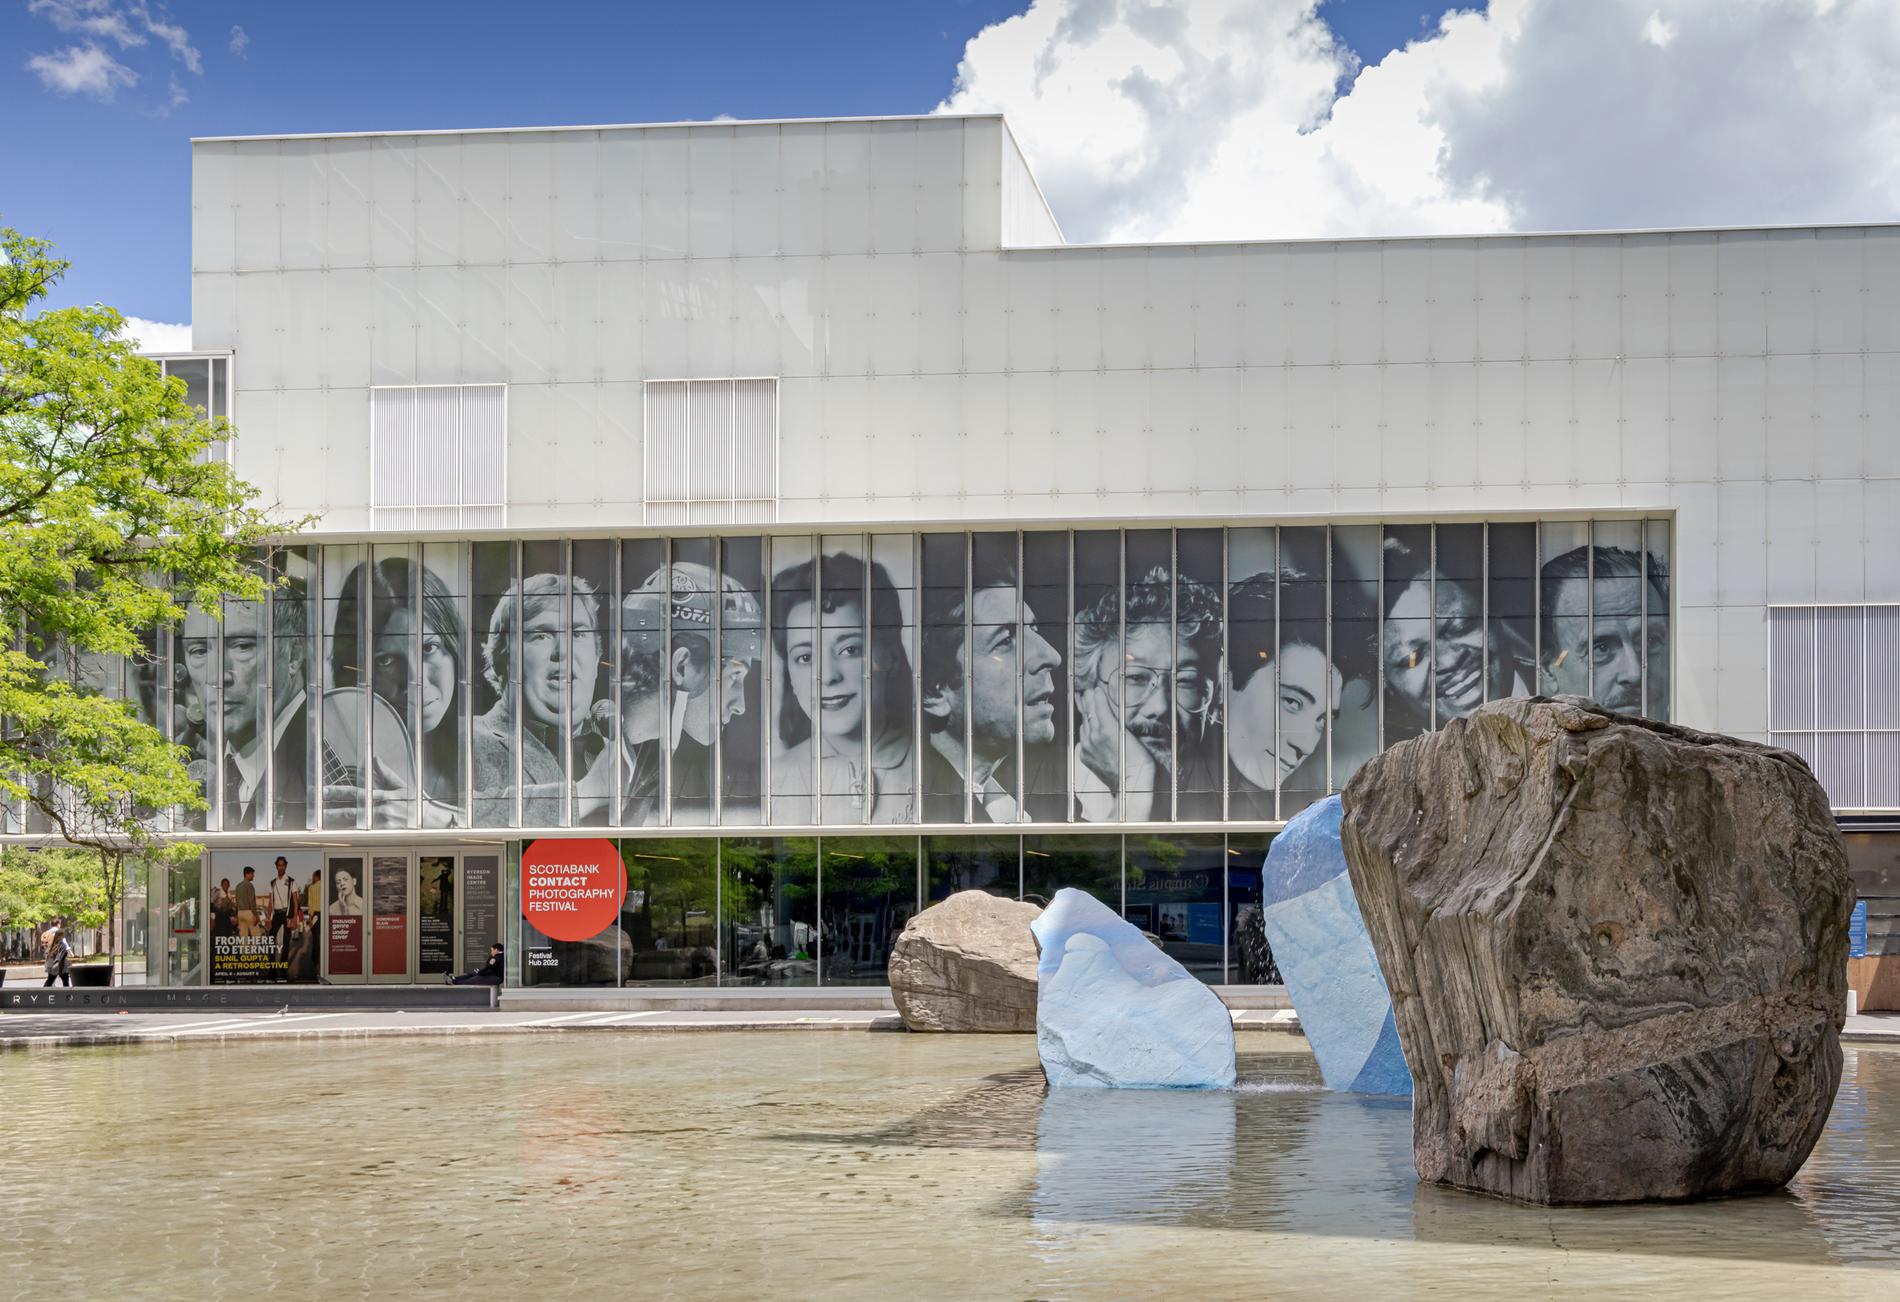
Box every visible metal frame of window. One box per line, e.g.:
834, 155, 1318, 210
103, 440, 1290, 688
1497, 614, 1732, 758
1768, 601, 1900, 813
367, 383, 509, 530
641, 377, 781, 524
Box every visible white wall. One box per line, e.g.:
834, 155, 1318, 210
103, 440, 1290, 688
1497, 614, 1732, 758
192, 115, 1900, 744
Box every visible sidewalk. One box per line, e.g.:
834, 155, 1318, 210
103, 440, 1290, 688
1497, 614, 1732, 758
3, 1005, 1894, 1052
0, 1005, 1307, 1050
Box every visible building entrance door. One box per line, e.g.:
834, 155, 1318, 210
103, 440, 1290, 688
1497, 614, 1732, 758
366, 852, 412, 983
415, 848, 504, 983
322, 853, 370, 982
417, 853, 457, 981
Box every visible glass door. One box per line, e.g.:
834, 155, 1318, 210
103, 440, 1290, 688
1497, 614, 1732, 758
418, 853, 457, 981
165, 855, 204, 986
369, 852, 412, 983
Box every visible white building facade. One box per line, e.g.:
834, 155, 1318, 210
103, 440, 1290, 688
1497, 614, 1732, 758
27, 114, 1900, 995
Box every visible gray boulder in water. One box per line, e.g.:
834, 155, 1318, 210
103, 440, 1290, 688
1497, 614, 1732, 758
887, 890, 1042, 1032
1340, 696, 1854, 1205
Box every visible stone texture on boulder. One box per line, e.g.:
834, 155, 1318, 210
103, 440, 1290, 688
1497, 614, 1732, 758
888, 890, 1042, 1032
1340, 696, 1854, 1205
1031, 888, 1236, 1089
1261, 796, 1411, 1096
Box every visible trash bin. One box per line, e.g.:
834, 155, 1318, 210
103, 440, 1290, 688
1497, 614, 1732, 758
71, 965, 111, 987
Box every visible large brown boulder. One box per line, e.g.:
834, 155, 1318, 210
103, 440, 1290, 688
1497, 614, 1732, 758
1340, 696, 1854, 1205
889, 891, 1041, 1032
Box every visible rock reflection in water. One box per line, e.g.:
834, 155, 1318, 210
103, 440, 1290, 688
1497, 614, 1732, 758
1, 1033, 1896, 1298
1034, 1087, 1237, 1224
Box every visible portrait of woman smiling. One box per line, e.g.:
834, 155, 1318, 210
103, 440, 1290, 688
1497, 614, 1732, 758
768, 550, 915, 824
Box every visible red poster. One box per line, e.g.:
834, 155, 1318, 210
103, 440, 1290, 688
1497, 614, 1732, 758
373, 913, 406, 974
521, 838, 625, 941
328, 915, 363, 976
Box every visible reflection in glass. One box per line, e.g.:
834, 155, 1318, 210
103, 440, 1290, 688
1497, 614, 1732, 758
1126, 833, 1223, 984
819, 836, 919, 984
722, 837, 818, 986
620, 839, 718, 985
925, 833, 1019, 900
1023, 833, 1120, 909
1225, 831, 1280, 984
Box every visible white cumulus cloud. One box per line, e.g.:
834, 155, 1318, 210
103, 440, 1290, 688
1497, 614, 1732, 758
119, 317, 193, 353
229, 25, 248, 59
25, 1, 204, 108
941, 0, 1900, 240
26, 42, 138, 99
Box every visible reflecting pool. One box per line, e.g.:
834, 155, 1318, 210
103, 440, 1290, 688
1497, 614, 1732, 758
3, 1034, 1896, 1298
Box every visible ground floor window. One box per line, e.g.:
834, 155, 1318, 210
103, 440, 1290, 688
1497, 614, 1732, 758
512, 831, 1281, 987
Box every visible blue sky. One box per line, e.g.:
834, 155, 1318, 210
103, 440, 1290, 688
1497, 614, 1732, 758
2, 1, 1449, 324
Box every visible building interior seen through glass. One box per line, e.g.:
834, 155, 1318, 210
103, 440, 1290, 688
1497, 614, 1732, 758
516, 832, 1286, 989
20, 520, 1670, 835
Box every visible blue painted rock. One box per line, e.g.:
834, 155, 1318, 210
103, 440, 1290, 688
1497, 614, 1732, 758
1261, 795, 1412, 1096
1031, 887, 1236, 1089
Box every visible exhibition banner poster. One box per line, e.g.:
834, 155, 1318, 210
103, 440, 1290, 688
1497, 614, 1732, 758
328, 857, 367, 976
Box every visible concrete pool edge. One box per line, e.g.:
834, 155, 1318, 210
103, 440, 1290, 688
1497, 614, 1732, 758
0, 1006, 1309, 1050
3, 1010, 1894, 1052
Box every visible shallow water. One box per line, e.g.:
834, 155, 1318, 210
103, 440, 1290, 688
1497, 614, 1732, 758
3, 1033, 1896, 1299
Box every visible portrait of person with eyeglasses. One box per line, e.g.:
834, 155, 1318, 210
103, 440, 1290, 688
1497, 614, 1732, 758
1070, 568, 1222, 822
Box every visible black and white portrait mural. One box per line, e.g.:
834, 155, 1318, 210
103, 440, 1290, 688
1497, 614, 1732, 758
65, 520, 1667, 835
768, 535, 916, 825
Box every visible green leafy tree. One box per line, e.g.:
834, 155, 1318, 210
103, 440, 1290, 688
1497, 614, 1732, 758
0, 845, 107, 932
2, 224, 292, 958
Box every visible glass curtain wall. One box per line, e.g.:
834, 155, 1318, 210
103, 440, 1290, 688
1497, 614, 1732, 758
526, 830, 1285, 987
6, 521, 1671, 833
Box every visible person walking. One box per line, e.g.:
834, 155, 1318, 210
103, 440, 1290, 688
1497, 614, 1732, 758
43, 926, 72, 988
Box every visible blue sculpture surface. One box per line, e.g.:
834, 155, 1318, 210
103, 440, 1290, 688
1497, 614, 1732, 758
1261, 796, 1412, 1096
1031, 887, 1237, 1089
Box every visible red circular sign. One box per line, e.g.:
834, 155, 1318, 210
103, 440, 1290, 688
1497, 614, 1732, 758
521, 838, 625, 941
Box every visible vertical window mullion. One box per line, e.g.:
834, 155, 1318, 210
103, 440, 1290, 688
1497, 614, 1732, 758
662, 536, 674, 828
963, 531, 975, 826
1323, 525, 1333, 793
1015, 530, 1026, 822
1272, 525, 1281, 823
1169, 528, 1179, 822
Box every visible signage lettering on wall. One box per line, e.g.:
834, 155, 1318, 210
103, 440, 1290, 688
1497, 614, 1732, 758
521, 838, 625, 941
